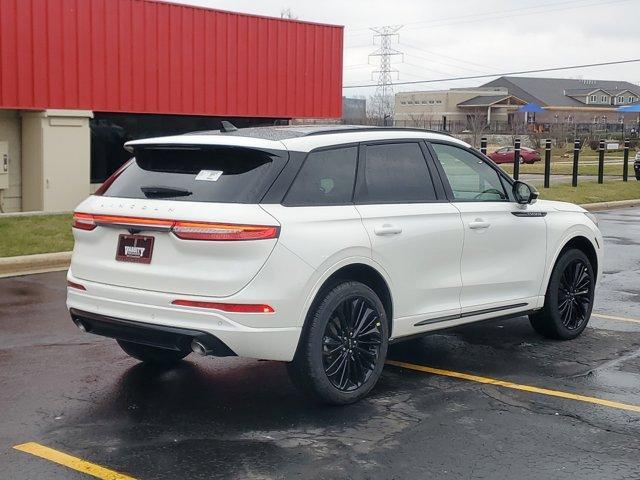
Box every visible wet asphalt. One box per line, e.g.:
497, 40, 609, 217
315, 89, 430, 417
1, 207, 640, 479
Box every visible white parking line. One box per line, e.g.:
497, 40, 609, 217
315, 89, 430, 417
592, 313, 640, 325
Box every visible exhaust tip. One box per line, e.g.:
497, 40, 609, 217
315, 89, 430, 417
73, 318, 87, 332
191, 339, 209, 356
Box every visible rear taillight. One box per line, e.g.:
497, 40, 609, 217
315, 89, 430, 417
67, 280, 86, 291
71, 213, 279, 241
72, 213, 96, 231
172, 221, 279, 241
171, 299, 275, 313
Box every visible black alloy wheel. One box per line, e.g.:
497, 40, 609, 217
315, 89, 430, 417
287, 281, 389, 405
529, 248, 595, 340
322, 296, 383, 392
557, 258, 592, 331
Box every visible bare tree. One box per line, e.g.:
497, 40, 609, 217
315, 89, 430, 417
509, 115, 526, 142
367, 92, 394, 126
407, 112, 428, 129
466, 108, 488, 148
280, 8, 297, 19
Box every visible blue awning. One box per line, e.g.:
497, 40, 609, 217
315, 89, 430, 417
518, 103, 545, 113
617, 104, 640, 112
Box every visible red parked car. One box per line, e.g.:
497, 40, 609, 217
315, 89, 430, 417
488, 146, 541, 164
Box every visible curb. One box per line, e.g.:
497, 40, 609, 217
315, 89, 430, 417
0, 210, 71, 218
0, 252, 72, 279
1, 199, 639, 279
580, 198, 640, 212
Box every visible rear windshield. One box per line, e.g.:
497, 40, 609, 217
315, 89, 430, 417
100, 146, 287, 203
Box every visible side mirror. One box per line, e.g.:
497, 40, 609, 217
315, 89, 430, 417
513, 181, 538, 205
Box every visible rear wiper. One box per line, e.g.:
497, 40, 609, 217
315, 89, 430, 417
140, 186, 193, 198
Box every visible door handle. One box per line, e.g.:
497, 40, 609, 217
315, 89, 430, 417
374, 224, 402, 236
469, 220, 491, 230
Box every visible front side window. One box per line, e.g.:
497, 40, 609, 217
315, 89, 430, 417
284, 147, 357, 206
357, 143, 437, 204
432, 143, 508, 202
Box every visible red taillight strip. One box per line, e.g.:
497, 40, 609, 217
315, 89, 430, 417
172, 221, 279, 241
171, 299, 275, 313
67, 280, 86, 291
92, 214, 174, 229
72, 213, 97, 231
72, 213, 279, 240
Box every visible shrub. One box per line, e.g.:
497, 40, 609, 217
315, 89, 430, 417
588, 140, 599, 151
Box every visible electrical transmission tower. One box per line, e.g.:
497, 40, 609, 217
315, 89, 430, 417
369, 25, 403, 124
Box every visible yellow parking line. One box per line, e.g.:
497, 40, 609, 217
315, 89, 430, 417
13, 442, 136, 480
592, 313, 640, 325
386, 360, 640, 414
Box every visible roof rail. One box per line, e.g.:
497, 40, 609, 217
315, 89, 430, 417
303, 126, 453, 137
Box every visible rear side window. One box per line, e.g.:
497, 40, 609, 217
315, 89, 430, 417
357, 143, 437, 204
283, 147, 357, 206
99, 147, 286, 203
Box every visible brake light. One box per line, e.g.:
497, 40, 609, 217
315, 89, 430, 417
72, 213, 96, 231
172, 221, 279, 241
171, 300, 275, 313
67, 280, 86, 291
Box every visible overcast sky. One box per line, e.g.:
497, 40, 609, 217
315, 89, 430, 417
171, 0, 640, 97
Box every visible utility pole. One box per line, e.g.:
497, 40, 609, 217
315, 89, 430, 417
369, 25, 403, 124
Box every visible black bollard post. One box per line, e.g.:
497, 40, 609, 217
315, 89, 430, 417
513, 138, 521, 180
598, 139, 605, 184
544, 139, 552, 188
572, 139, 580, 187
480, 137, 487, 156
623, 140, 629, 182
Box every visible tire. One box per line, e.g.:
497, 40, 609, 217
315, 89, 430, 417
117, 339, 189, 364
287, 281, 389, 405
529, 248, 595, 340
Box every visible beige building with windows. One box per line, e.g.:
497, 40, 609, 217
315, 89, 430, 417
394, 77, 640, 134
394, 88, 526, 132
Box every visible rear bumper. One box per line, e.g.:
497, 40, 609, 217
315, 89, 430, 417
66, 273, 302, 361
70, 308, 237, 356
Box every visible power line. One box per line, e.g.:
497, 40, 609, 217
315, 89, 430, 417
403, 51, 492, 75
401, 60, 456, 78
401, 42, 498, 72
401, 0, 627, 30
342, 58, 640, 89
345, 0, 629, 36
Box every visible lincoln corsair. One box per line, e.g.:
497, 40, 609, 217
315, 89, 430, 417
67, 125, 602, 404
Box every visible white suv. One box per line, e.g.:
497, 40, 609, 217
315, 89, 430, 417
67, 125, 603, 404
